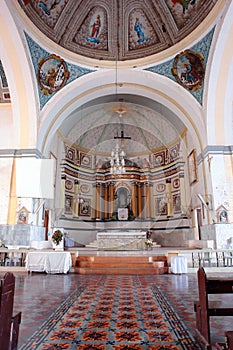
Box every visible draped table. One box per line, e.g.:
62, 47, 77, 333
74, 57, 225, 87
25, 251, 72, 274
170, 256, 187, 274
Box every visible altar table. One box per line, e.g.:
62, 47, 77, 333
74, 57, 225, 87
170, 256, 187, 274
97, 231, 147, 250
25, 251, 72, 274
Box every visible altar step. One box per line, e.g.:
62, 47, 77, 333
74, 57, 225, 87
85, 240, 162, 249
75, 256, 168, 274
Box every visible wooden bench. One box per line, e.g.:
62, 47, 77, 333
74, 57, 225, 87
194, 267, 233, 349
0, 272, 21, 350
215, 331, 233, 350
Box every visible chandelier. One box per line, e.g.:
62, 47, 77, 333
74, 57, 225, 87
110, 130, 131, 175
110, 141, 126, 174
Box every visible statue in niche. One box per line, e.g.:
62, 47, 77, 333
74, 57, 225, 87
216, 205, 229, 223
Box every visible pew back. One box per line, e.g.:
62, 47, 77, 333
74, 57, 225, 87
195, 267, 233, 347
0, 272, 21, 350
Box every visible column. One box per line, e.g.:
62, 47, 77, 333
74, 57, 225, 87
166, 179, 173, 217
92, 184, 96, 219
179, 173, 187, 215
137, 183, 142, 219
95, 183, 101, 220
145, 182, 151, 218
109, 182, 115, 218
149, 182, 155, 218
131, 182, 137, 218
73, 180, 79, 217
104, 183, 109, 220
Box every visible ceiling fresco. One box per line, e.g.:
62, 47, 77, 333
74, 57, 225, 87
18, 0, 216, 61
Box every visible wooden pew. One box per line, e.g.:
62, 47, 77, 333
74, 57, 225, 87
215, 331, 233, 350
0, 272, 21, 350
194, 267, 233, 349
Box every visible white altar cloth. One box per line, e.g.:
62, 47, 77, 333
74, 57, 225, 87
170, 256, 187, 274
97, 231, 146, 250
25, 251, 72, 274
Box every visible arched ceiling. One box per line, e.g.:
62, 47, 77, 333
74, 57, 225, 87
61, 95, 185, 155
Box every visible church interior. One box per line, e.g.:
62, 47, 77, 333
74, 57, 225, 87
0, 0, 233, 349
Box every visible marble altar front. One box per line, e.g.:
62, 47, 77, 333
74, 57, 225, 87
97, 231, 147, 250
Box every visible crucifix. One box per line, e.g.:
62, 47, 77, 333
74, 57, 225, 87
114, 130, 131, 150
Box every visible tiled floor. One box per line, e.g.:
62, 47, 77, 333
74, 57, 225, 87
11, 270, 233, 349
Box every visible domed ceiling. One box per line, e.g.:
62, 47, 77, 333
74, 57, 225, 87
16, 0, 217, 156
18, 0, 216, 61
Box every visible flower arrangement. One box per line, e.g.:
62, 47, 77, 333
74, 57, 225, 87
145, 238, 153, 247
52, 229, 63, 246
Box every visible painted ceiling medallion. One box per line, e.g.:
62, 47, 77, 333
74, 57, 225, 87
171, 50, 205, 92
37, 54, 70, 95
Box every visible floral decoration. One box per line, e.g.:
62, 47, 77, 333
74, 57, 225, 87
52, 229, 63, 246
145, 238, 153, 247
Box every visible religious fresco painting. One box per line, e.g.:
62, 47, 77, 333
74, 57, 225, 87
23, 0, 68, 25
173, 194, 181, 214
171, 49, 205, 92
79, 199, 91, 216
75, 7, 108, 51
129, 9, 157, 50
65, 195, 73, 214
19, 0, 215, 61
37, 54, 70, 95
156, 198, 168, 216
167, 0, 202, 29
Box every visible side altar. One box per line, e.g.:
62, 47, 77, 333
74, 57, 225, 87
97, 231, 147, 250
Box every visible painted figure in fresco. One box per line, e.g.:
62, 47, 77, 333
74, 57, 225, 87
38, 0, 61, 16
172, 0, 196, 14
181, 62, 195, 84
91, 14, 101, 38
134, 17, 148, 44
86, 14, 101, 44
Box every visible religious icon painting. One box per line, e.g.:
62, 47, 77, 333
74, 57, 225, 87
65, 195, 73, 214
79, 199, 91, 216
171, 49, 205, 92
129, 10, 157, 50
156, 198, 168, 216
173, 194, 181, 214
75, 7, 108, 50
37, 54, 70, 95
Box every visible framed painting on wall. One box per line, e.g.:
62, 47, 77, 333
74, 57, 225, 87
188, 149, 198, 185
155, 198, 167, 216
79, 199, 91, 216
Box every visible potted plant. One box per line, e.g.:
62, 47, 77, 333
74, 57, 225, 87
52, 229, 64, 249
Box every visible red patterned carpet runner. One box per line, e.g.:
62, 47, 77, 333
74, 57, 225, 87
19, 275, 201, 350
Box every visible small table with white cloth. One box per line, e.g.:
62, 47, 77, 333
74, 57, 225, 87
25, 251, 72, 274
170, 256, 187, 274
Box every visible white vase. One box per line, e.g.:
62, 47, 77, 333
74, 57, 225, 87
52, 237, 64, 251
